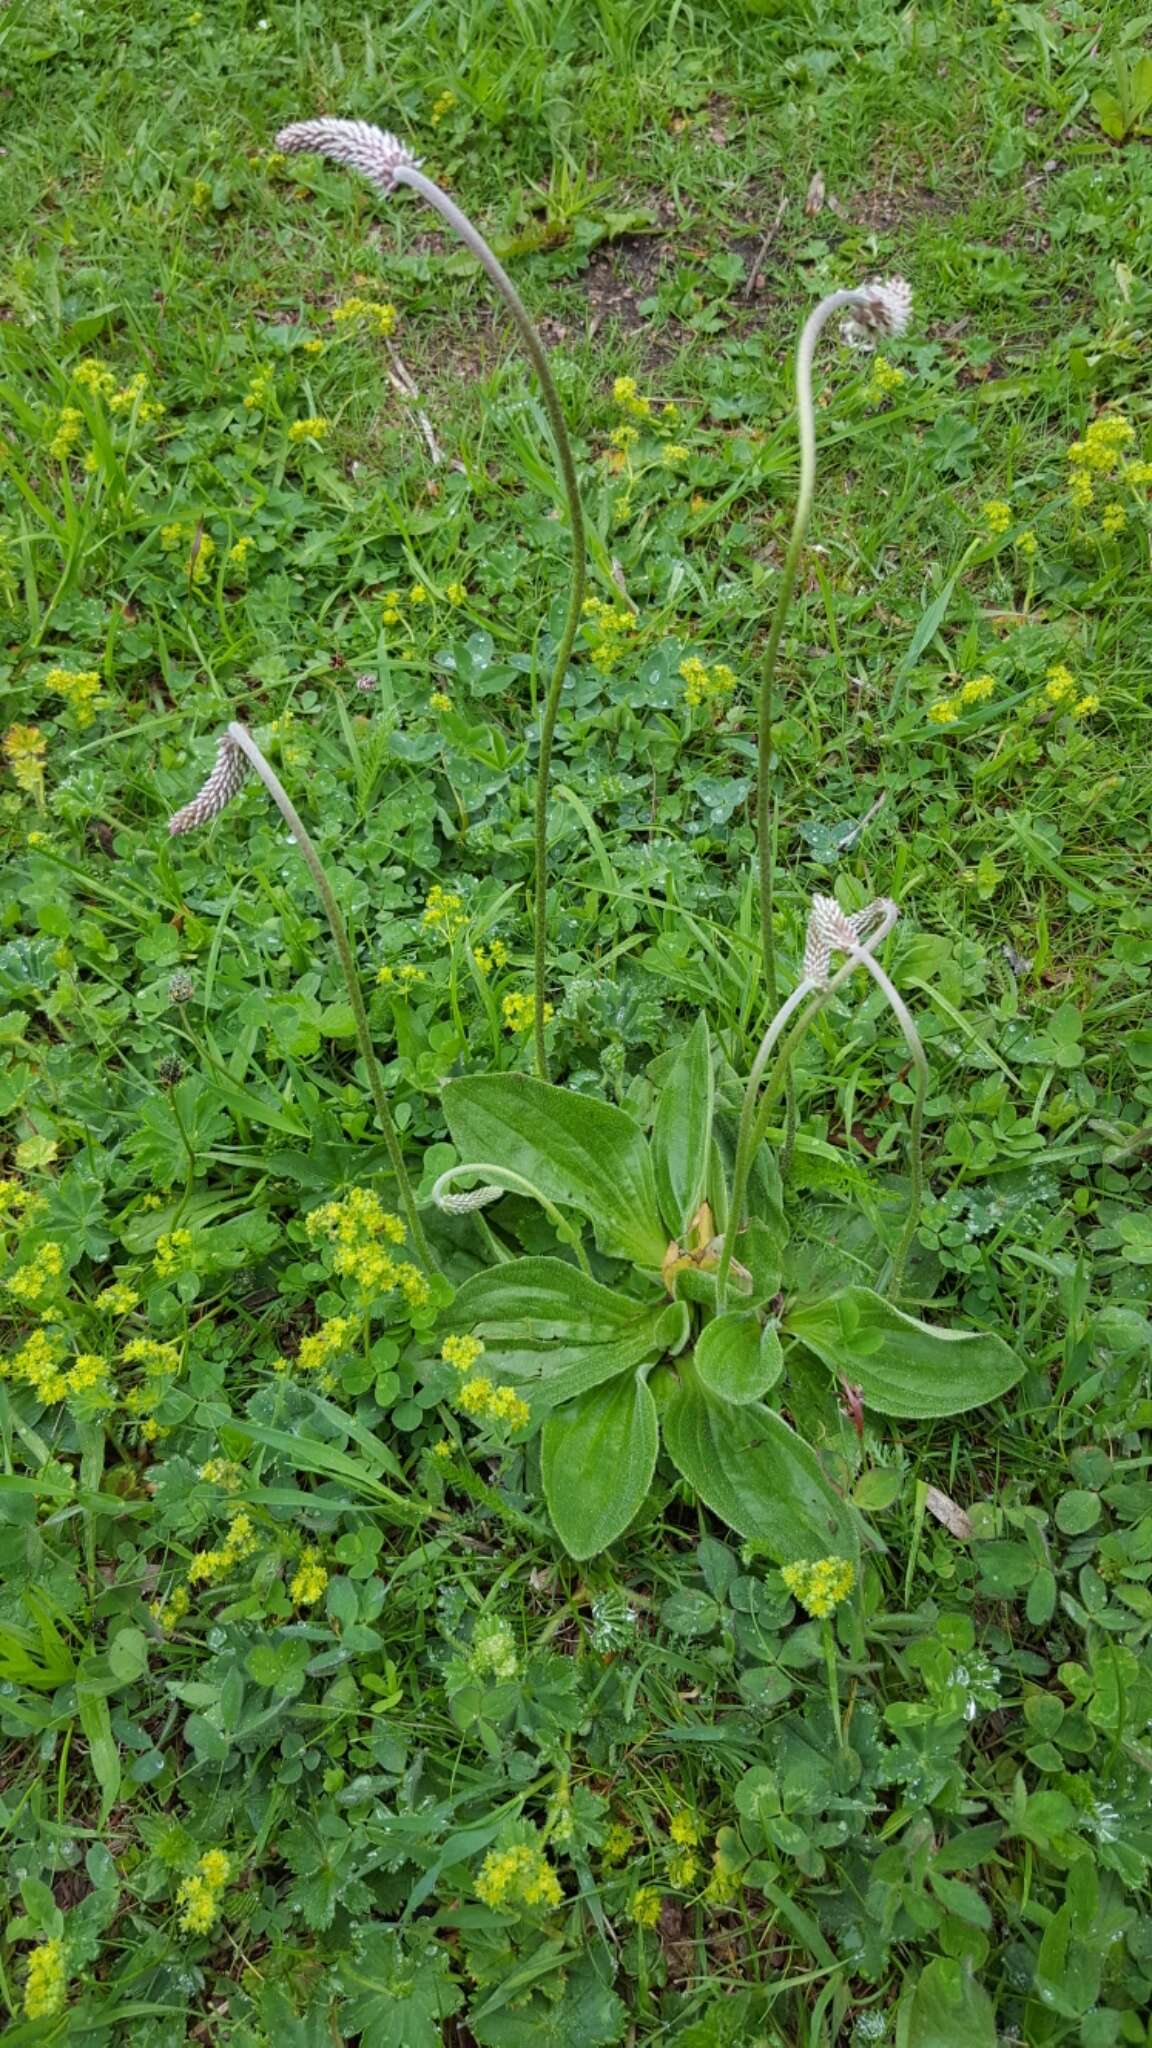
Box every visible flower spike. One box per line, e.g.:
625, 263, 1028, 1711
275, 118, 422, 193
168, 733, 249, 835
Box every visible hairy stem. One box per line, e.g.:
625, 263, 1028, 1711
856, 952, 929, 1299
225, 722, 436, 1270
758, 290, 863, 1154
396, 168, 587, 1080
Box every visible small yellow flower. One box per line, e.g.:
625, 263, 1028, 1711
680, 656, 736, 709
23, 1938, 68, 2021
959, 674, 996, 705
1015, 528, 1038, 557
602, 1822, 633, 1863
928, 698, 959, 725
422, 884, 466, 938
6, 1239, 64, 1304
433, 1438, 454, 1459
631, 1886, 663, 1928
475, 1843, 562, 1911
3, 723, 47, 800
287, 415, 329, 443
97, 1280, 139, 1314
45, 666, 103, 728
667, 1848, 698, 1888
428, 690, 452, 712
487, 1385, 531, 1429
502, 990, 553, 1034
198, 1849, 231, 1890
781, 1555, 855, 1619
445, 580, 467, 604
611, 422, 639, 451
866, 356, 906, 402
473, 938, 509, 976
227, 535, 254, 568
1123, 458, 1152, 485
442, 1333, 485, 1373
668, 1810, 700, 1847
331, 296, 397, 339
1100, 502, 1127, 536
1045, 663, 1077, 704
982, 499, 1011, 535
377, 963, 427, 988
430, 89, 457, 126
190, 180, 212, 209
154, 1227, 193, 1277
409, 581, 428, 604
49, 406, 84, 461
662, 443, 689, 465
289, 1547, 329, 1605
1073, 693, 1100, 717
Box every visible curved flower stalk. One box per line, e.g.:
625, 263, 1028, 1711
275, 118, 587, 1082
758, 278, 912, 1156
169, 724, 436, 1271
716, 891, 927, 1306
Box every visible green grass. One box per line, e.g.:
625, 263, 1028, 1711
3, 0, 1152, 2041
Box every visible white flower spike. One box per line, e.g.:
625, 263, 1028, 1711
840, 276, 913, 350
276, 119, 422, 193
168, 733, 249, 835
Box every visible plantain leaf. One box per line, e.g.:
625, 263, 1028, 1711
543, 1370, 658, 1559
695, 1311, 783, 1404
663, 1366, 860, 1564
440, 1257, 686, 1412
651, 1012, 713, 1237
785, 1286, 1024, 1418
443, 1075, 666, 1267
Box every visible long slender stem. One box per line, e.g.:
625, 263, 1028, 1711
225, 722, 436, 1271
856, 952, 929, 1298
758, 290, 862, 1160
715, 984, 827, 1310
396, 169, 587, 1080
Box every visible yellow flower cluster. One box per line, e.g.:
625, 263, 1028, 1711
23, 1938, 68, 2021
381, 591, 403, 625
243, 367, 275, 412
1100, 502, 1126, 537
97, 1281, 140, 1313
668, 1809, 700, 1847
185, 1509, 259, 1586
613, 374, 651, 420
473, 939, 509, 976
377, 963, 427, 988
667, 1848, 698, 1887
866, 356, 905, 403
475, 1843, 562, 1911
288, 416, 329, 443
428, 690, 452, 712
502, 991, 553, 1034
228, 535, 254, 568
582, 594, 638, 672
457, 1377, 531, 1430
305, 1189, 429, 1308
45, 666, 103, 727
1043, 665, 1098, 718
1, 1326, 70, 1402
332, 296, 398, 338
49, 406, 84, 461
0, 1178, 28, 1217
983, 499, 1012, 535
3, 724, 47, 800
680, 656, 736, 708
107, 370, 164, 420
442, 1334, 485, 1373
176, 1850, 231, 1934
1068, 415, 1134, 510
422, 884, 466, 938
781, 1554, 856, 1618
446, 580, 468, 605
154, 1227, 193, 1277
409, 582, 428, 604
929, 673, 996, 724
631, 1886, 663, 1927
662, 443, 689, 465
601, 1821, 633, 1863
6, 1239, 64, 1303
199, 1457, 243, 1490
430, 89, 457, 126
289, 1545, 329, 1605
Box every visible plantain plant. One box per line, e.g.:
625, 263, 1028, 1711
432, 900, 1024, 1562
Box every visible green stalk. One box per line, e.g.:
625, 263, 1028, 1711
854, 950, 929, 1298
225, 722, 436, 1271
393, 170, 586, 1080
